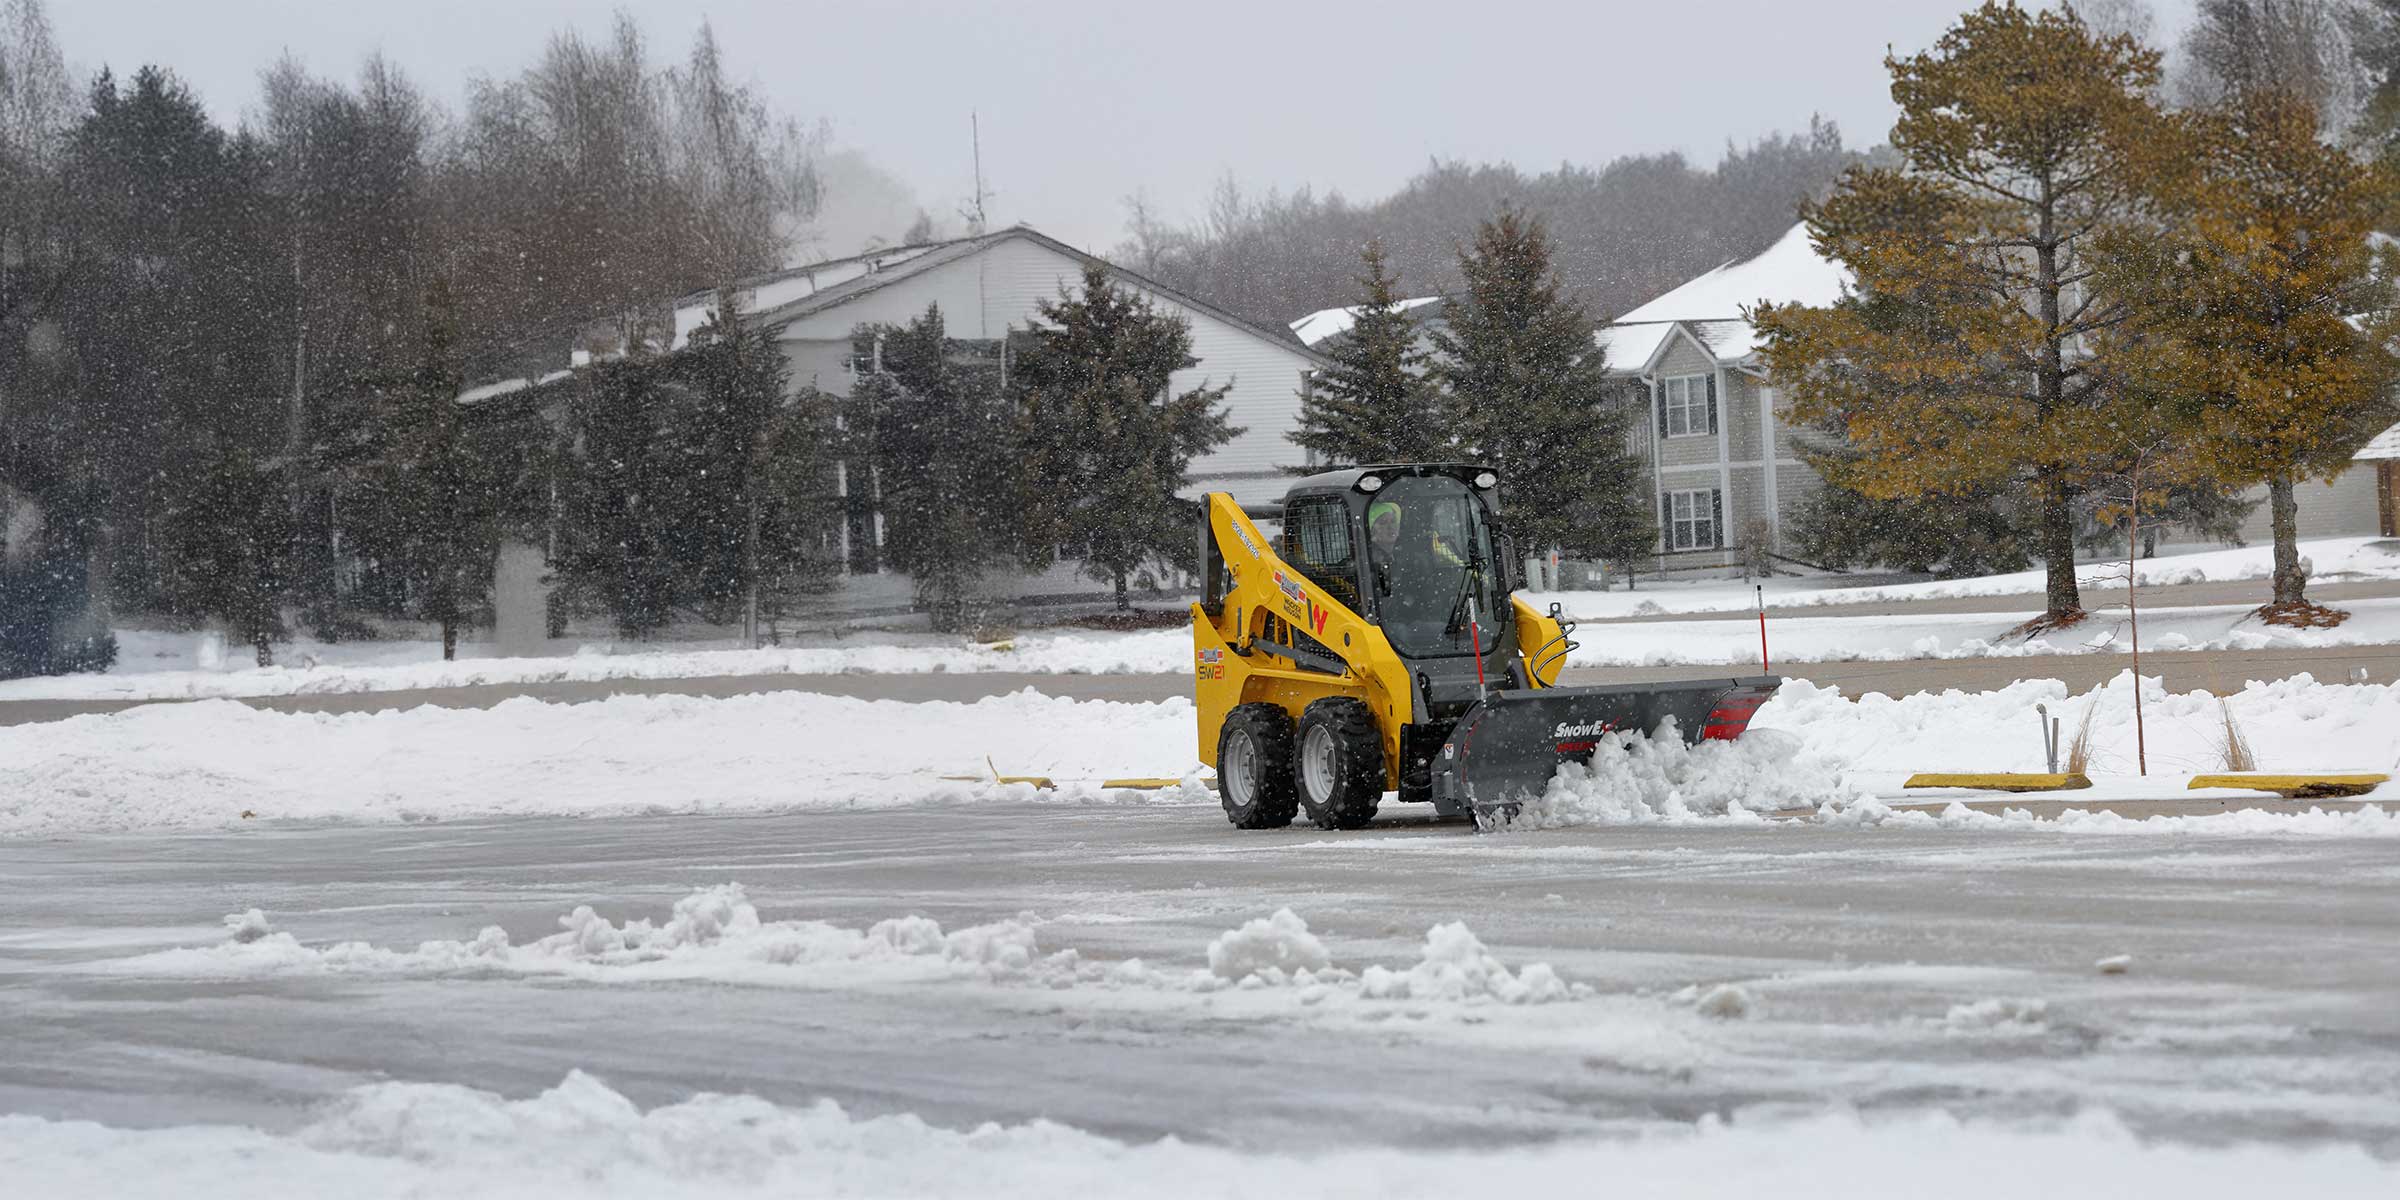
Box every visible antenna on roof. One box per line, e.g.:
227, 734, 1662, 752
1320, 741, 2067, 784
962, 111, 991, 235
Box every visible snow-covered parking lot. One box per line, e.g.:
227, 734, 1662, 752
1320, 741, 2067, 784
4, 670, 2395, 1195
3, 803, 2397, 1197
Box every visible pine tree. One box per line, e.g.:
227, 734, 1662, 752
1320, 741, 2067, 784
357, 279, 512, 660
164, 447, 295, 667
677, 287, 830, 642
1432, 205, 1649, 561
1012, 264, 1239, 610
1754, 2, 2167, 628
2102, 86, 2400, 617
554, 361, 683, 639
852, 305, 1017, 631
1288, 241, 1444, 467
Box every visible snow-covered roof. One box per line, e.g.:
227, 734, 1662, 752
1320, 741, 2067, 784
456, 369, 573, 406
1592, 318, 1762, 375
671, 242, 952, 350
1615, 222, 1851, 324
2357, 419, 2400, 461
1288, 296, 1443, 348
1591, 322, 1673, 373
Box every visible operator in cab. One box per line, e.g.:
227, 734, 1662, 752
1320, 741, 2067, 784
1367, 498, 1465, 601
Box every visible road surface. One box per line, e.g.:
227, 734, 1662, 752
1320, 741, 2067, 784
3, 643, 2392, 727
3, 805, 2395, 1157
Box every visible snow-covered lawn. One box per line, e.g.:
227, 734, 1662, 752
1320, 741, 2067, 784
1529, 535, 2400, 619
3, 672, 2389, 837
2, 590, 2395, 704
1575, 595, 2400, 667
2, 593, 2391, 703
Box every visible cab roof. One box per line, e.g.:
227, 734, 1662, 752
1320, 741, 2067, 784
1282, 462, 1495, 499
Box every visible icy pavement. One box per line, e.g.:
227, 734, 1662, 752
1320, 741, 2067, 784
3, 804, 2397, 1194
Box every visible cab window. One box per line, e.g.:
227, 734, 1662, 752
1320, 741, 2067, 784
1280, 495, 1360, 609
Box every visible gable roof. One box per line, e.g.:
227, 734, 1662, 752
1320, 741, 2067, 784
685, 225, 1331, 367
2358, 419, 2400, 461
1615, 222, 1851, 324
1288, 296, 1445, 348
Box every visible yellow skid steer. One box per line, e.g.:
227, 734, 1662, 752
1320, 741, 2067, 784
1192, 463, 1778, 830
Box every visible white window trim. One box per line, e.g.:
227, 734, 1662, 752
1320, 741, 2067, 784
1662, 375, 1709, 438
1667, 488, 1718, 552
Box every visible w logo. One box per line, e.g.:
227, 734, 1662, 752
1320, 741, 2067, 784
1305, 597, 1330, 635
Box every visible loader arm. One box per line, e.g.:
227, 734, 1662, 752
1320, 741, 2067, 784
1192, 493, 1416, 785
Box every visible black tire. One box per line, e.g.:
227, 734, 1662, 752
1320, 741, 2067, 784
1218, 703, 1299, 829
1294, 697, 1385, 831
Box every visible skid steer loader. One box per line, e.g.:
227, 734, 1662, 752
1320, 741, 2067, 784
1192, 463, 1778, 830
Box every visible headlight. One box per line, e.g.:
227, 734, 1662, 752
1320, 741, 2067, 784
1473, 472, 1497, 489
1357, 474, 1384, 493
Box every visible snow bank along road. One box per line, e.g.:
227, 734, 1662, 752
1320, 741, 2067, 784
3, 806, 2397, 1196
2, 673, 2394, 836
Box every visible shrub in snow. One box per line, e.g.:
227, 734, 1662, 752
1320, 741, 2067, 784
1358, 922, 1576, 1005
2095, 954, 2132, 975
1206, 908, 1331, 981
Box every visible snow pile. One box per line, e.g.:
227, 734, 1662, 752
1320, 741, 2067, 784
1513, 721, 1872, 829
1688, 983, 1756, 1020
6, 670, 2393, 838
0, 688, 1204, 836
136, 886, 1100, 989
1867, 802, 2400, 838
1755, 674, 2400, 779
221, 908, 274, 944
8, 1073, 2397, 1199
1943, 998, 2050, 1031
1205, 908, 1332, 981
1357, 922, 1582, 1005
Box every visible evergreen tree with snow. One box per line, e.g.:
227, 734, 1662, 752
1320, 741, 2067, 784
1288, 241, 1445, 468
1011, 264, 1238, 610
1433, 205, 1650, 562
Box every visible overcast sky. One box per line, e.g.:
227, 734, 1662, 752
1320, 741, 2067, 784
53, 0, 2198, 257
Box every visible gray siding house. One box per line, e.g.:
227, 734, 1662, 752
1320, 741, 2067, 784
1594, 223, 1845, 570
671, 226, 1331, 610
1596, 222, 2400, 572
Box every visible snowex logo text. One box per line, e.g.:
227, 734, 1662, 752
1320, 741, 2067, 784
1551, 719, 1617, 739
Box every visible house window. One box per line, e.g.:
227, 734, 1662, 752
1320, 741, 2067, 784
1661, 375, 1713, 437
1665, 488, 1721, 551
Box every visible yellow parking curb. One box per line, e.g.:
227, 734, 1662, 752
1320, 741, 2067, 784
1903, 773, 2093, 792
2186, 773, 2389, 799
1099, 778, 1187, 790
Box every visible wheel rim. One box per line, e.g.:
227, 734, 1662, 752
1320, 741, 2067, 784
1225, 732, 1259, 805
1302, 724, 1338, 802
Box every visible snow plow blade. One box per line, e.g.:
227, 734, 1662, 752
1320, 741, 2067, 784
1427, 677, 1780, 822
